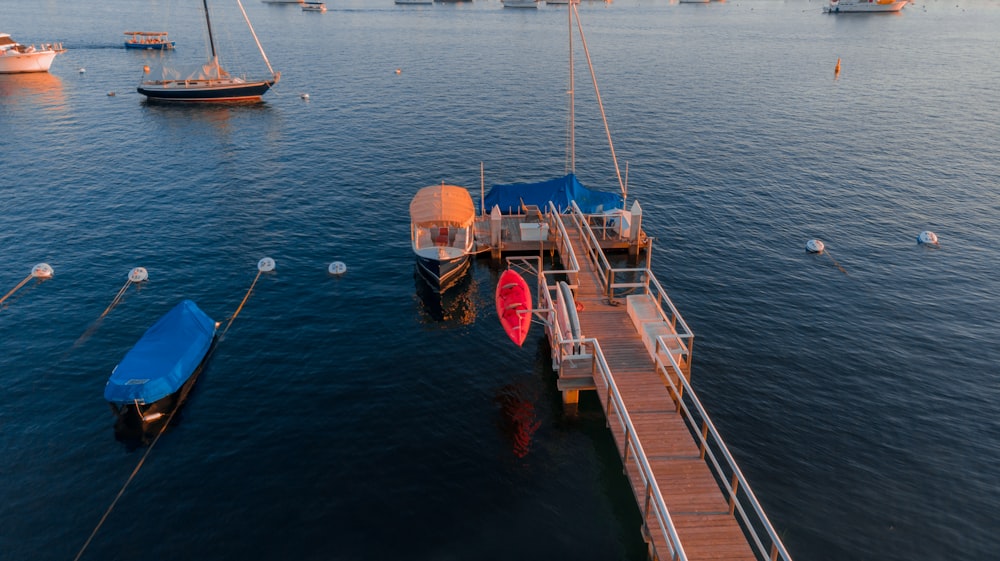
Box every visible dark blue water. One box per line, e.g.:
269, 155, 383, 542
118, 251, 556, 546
3, 1, 998, 559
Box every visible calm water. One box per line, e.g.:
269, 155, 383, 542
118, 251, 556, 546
2, 0, 999, 559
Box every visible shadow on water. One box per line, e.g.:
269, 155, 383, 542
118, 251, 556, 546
413, 264, 477, 325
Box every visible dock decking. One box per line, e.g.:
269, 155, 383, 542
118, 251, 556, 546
493, 202, 792, 561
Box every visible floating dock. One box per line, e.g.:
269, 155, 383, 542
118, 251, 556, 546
486, 201, 793, 561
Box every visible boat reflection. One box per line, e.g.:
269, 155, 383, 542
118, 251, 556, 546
413, 265, 476, 325
0, 72, 66, 108
494, 382, 541, 459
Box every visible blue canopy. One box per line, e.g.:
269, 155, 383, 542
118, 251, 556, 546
483, 174, 623, 215
104, 300, 216, 405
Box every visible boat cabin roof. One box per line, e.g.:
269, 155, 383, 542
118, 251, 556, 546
124, 31, 170, 37
410, 184, 476, 228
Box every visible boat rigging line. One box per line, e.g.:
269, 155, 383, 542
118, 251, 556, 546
72, 258, 275, 561
0, 263, 53, 309
570, 3, 627, 205
236, 0, 278, 80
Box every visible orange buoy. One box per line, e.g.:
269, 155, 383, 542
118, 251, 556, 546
834, 58, 841, 78
143, 65, 150, 73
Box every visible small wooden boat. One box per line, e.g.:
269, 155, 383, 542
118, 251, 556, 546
104, 300, 218, 436
302, 1, 326, 11
123, 31, 175, 50
496, 269, 532, 346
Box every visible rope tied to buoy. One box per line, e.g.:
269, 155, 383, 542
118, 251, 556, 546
0, 263, 54, 308
220, 257, 275, 340
100, 267, 149, 318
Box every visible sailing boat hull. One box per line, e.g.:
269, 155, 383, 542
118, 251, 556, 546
137, 77, 278, 102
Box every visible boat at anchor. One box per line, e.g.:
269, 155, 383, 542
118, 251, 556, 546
104, 300, 218, 436
137, 0, 280, 102
824, 0, 908, 13
0, 33, 64, 74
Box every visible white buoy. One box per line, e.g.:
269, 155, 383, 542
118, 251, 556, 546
31, 263, 54, 279
301, 93, 310, 100
78, 67, 85, 73
257, 257, 276, 272
805, 239, 825, 254
917, 231, 939, 245
128, 267, 149, 282
328, 261, 347, 275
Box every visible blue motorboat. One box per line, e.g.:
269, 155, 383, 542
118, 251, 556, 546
124, 31, 175, 50
105, 300, 217, 434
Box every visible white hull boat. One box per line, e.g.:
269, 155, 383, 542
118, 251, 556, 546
825, 0, 907, 12
0, 34, 63, 74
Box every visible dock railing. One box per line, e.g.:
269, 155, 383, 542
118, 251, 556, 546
541, 202, 793, 561
652, 346, 794, 561
528, 267, 689, 561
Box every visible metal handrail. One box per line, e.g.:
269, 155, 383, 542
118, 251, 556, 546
652, 340, 794, 561
532, 202, 791, 561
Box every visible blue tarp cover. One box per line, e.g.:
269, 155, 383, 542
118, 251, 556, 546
104, 300, 216, 405
483, 174, 623, 215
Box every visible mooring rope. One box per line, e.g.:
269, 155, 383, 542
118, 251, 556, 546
72, 406, 176, 561
220, 270, 261, 340
0, 274, 32, 307
100, 280, 134, 318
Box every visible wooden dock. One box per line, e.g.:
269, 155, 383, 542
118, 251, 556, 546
492, 203, 792, 561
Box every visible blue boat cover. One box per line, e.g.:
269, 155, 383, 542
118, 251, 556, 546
483, 174, 623, 215
104, 300, 216, 405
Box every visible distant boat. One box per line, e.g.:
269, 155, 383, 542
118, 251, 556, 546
124, 31, 175, 50
104, 300, 218, 436
0, 33, 64, 74
503, 0, 538, 8
262, 0, 304, 3
396, 0, 433, 4
137, 0, 280, 102
410, 184, 477, 291
302, 1, 326, 11
824, 0, 907, 12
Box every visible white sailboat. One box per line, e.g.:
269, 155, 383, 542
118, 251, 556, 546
138, 0, 280, 102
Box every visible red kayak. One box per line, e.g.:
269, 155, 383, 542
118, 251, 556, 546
496, 269, 531, 346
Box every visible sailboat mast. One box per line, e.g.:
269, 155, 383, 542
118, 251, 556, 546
567, 2, 575, 174
202, 0, 217, 60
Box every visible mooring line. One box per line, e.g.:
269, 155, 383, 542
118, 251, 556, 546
100, 280, 133, 318
0, 263, 54, 308
825, 251, 849, 275
73, 259, 273, 560
72, 406, 175, 561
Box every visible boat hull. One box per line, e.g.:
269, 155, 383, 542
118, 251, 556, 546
0, 51, 58, 74
124, 41, 175, 50
108, 346, 211, 439
137, 78, 277, 102
416, 253, 471, 292
824, 0, 907, 12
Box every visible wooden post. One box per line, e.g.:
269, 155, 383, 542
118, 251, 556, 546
489, 205, 502, 262
628, 200, 642, 263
